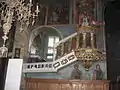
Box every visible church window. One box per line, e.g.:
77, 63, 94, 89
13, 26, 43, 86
47, 36, 59, 60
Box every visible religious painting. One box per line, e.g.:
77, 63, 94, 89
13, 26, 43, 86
92, 64, 104, 80
70, 63, 81, 79
26, 60, 107, 80
75, 0, 95, 24
56, 61, 107, 80
92, 62, 107, 80
47, 1, 69, 24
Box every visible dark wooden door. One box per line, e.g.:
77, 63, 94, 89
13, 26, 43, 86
0, 58, 8, 90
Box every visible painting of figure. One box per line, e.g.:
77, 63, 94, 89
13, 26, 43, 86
70, 63, 81, 79
92, 64, 104, 80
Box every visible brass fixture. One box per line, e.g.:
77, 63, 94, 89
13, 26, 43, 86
75, 15, 105, 70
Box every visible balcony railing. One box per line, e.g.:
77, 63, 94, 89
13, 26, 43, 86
54, 32, 78, 60
23, 51, 77, 73
23, 62, 56, 73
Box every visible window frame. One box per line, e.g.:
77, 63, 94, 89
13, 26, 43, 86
47, 36, 59, 60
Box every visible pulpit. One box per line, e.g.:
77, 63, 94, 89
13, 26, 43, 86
24, 0, 108, 90
25, 78, 109, 90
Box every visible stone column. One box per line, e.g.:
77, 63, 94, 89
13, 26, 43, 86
68, 39, 72, 52
76, 35, 79, 49
64, 41, 69, 54
91, 32, 94, 48
79, 33, 83, 48
61, 43, 64, 56
72, 37, 76, 50
82, 33, 86, 48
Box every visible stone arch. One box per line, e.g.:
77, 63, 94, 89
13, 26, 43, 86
29, 26, 63, 52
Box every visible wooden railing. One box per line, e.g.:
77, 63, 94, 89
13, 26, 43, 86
25, 78, 109, 90
55, 32, 78, 59
23, 51, 77, 73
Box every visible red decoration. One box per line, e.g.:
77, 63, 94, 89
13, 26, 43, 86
72, 38, 76, 50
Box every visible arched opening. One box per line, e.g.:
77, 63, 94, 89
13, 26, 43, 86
28, 26, 63, 63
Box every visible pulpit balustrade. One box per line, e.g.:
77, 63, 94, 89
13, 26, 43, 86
55, 30, 97, 60
55, 33, 78, 59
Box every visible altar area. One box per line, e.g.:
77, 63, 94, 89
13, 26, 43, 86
0, 0, 120, 90
22, 0, 109, 89
25, 78, 109, 90
23, 13, 109, 90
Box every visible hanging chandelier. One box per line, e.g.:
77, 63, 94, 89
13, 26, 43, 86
0, 0, 40, 57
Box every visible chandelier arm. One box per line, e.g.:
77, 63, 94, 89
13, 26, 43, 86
0, 0, 40, 57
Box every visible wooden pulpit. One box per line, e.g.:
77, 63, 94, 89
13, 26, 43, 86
25, 78, 109, 90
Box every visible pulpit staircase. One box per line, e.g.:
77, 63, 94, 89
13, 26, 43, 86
23, 32, 78, 73
23, 15, 105, 73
